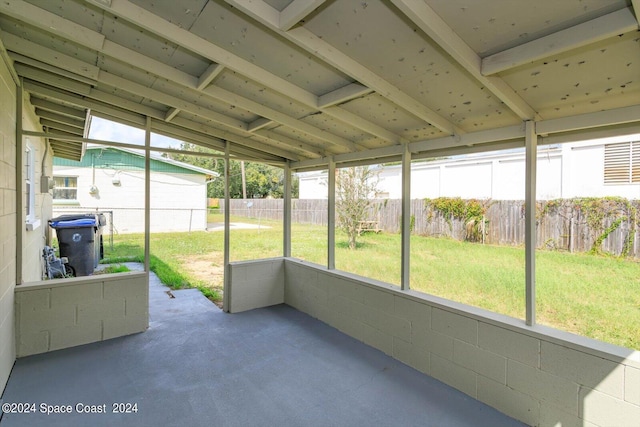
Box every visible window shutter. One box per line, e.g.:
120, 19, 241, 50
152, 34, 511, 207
604, 142, 631, 184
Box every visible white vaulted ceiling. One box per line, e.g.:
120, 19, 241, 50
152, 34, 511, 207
0, 0, 638, 165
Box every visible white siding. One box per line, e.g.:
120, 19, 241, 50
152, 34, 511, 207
53, 165, 208, 233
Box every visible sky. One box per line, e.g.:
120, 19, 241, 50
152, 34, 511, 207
88, 116, 184, 149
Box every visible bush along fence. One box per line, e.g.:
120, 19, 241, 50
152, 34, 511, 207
218, 197, 640, 258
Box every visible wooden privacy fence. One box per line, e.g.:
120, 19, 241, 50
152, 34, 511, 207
219, 198, 640, 258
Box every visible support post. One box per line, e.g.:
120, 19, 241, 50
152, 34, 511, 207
283, 161, 291, 257
144, 116, 151, 273
525, 121, 537, 326
328, 158, 336, 270
223, 141, 231, 312
401, 144, 411, 290
15, 78, 23, 285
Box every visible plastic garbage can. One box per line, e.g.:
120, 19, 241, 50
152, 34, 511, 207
50, 215, 98, 277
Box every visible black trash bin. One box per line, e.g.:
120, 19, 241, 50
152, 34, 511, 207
49, 214, 103, 277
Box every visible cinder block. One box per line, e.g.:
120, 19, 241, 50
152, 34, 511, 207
626, 366, 640, 405
453, 339, 507, 384
393, 296, 430, 331
51, 282, 102, 307
331, 294, 367, 322
477, 375, 540, 426
580, 386, 640, 427
362, 286, 394, 315
17, 330, 49, 357
541, 341, 625, 399
15, 288, 50, 312
478, 322, 540, 367
78, 299, 126, 324
363, 307, 411, 342
103, 276, 148, 300
49, 320, 103, 351
19, 306, 75, 334
328, 277, 364, 303
103, 314, 148, 340
430, 353, 477, 398
507, 359, 579, 414
539, 401, 594, 427
124, 296, 149, 317
393, 337, 429, 375
323, 307, 364, 341
412, 327, 453, 360
431, 307, 477, 345
361, 323, 393, 356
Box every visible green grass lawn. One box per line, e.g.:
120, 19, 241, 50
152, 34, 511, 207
103, 216, 640, 350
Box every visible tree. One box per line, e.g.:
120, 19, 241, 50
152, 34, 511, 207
168, 143, 298, 198
336, 166, 381, 250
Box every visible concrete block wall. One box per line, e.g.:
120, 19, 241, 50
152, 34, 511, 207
14, 272, 149, 357
284, 259, 640, 427
0, 51, 17, 394
228, 258, 284, 313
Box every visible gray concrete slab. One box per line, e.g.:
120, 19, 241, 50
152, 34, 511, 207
0, 268, 526, 427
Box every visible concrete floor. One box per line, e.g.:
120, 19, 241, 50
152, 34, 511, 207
0, 266, 526, 427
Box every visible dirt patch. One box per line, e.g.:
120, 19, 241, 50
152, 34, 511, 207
176, 253, 225, 308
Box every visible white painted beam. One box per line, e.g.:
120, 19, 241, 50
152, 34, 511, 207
14, 64, 92, 95
287, 26, 462, 135
205, 85, 360, 150
251, 129, 324, 158
164, 108, 179, 122
280, 0, 326, 31
97, 70, 249, 131
35, 109, 85, 127
71, 0, 399, 149
0, 0, 105, 50
24, 80, 294, 161
3, 32, 100, 80
323, 106, 405, 144
633, 0, 640, 24
226, 0, 460, 135
317, 83, 372, 108
102, 40, 196, 88
0, 31, 19, 85
90, 0, 317, 107
536, 104, 640, 135
197, 63, 224, 90
390, 0, 537, 120
247, 117, 273, 132
10, 53, 98, 86
31, 98, 86, 118
483, 7, 639, 75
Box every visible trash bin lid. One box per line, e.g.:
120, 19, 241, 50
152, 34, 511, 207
50, 213, 97, 222
50, 218, 97, 228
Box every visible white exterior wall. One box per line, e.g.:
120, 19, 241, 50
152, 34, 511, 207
53, 165, 208, 233
22, 113, 53, 282
299, 136, 640, 201
0, 56, 52, 394
0, 49, 17, 396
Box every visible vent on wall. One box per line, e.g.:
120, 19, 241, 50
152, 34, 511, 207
604, 141, 640, 184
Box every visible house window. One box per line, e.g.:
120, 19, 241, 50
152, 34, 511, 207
604, 141, 640, 184
53, 176, 78, 201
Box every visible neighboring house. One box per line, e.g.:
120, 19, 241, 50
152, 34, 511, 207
299, 134, 640, 200
53, 146, 218, 233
